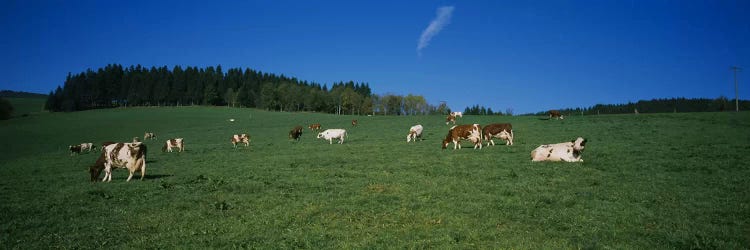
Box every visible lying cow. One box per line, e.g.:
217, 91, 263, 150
90, 142, 147, 182
442, 124, 482, 150
289, 126, 303, 141
407, 124, 423, 143
163, 138, 184, 152
549, 110, 564, 120
231, 134, 251, 148
482, 123, 514, 146
317, 129, 346, 144
531, 137, 587, 162
351, 119, 358, 127
308, 123, 322, 131
144, 132, 156, 140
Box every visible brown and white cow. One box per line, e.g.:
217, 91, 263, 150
351, 119, 358, 127
445, 114, 456, 125
549, 110, 564, 120
317, 129, 346, 144
407, 124, 424, 143
289, 126, 304, 141
162, 138, 184, 152
308, 123, 322, 131
482, 123, 514, 146
531, 137, 587, 162
144, 132, 156, 140
231, 134, 251, 148
90, 142, 147, 182
442, 124, 482, 150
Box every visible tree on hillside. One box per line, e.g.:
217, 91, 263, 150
0, 97, 13, 120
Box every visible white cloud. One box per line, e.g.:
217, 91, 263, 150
417, 6, 455, 55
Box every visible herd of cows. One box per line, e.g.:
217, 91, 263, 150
70, 110, 586, 182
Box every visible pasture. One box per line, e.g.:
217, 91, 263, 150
1, 104, 749, 249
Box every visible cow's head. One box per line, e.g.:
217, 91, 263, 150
441, 138, 451, 149
317, 132, 324, 139
572, 137, 587, 152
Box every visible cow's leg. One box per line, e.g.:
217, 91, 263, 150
103, 163, 112, 182
140, 159, 146, 180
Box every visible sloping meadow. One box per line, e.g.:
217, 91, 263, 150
1, 107, 748, 248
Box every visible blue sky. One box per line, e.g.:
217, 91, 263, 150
1, 0, 748, 114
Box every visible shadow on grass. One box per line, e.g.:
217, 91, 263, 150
143, 174, 173, 180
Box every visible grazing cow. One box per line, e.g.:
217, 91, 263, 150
162, 138, 184, 152
549, 110, 564, 120
531, 137, 587, 162
91, 142, 147, 182
317, 129, 346, 144
69, 145, 82, 155
482, 123, 514, 146
231, 134, 251, 148
289, 126, 304, 141
442, 124, 483, 150
446, 114, 456, 125
144, 132, 156, 140
351, 119, 358, 127
79, 143, 96, 152
451, 111, 463, 118
308, 123, 322, 131
407, 124, 424, 143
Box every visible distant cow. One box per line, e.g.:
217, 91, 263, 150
442, 124, 482, 150
317, 129, 346, 144
69, 145, 82, 155
549, 110, 564, 120
79, 143, 96, 152
351, 119, 358, 127
482, 123, 514, 146
163, 138, 184, 152
446, 114, 456, 125
231, 134, 251, 148
308, 123, 322, 131
407, 124, 424, 143
90, 142, 147, 182
144, 132, 156, 140
289, 126, 304, 141
451, 111, 463, 118
531, 137, 587, 162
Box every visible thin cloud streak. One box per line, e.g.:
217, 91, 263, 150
417, 6, 454, 56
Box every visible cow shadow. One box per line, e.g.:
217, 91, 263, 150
144, 174, 173, 180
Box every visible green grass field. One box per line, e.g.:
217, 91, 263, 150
1, 102, 749, 249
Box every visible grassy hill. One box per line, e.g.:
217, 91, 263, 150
0, 107, 748, 248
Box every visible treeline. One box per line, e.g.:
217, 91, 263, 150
462, 104, 512, 116
530, 97, 750, 116
44, 64, 445, 115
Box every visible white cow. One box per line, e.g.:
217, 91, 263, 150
79, 143, 95, 152
96, 142, 147, 182
163, 138, 184, 152
407, 125, 424, 143
531, 137, 587, 162
451, 111, 463, 118
317, 129, 346, 144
